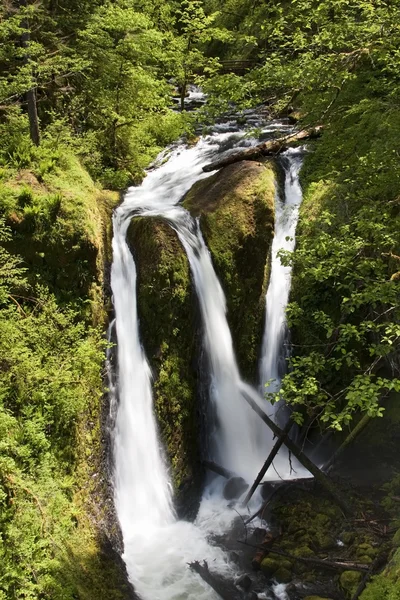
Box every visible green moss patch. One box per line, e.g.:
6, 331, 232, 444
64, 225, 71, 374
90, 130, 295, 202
0, 162, 130, 600
128, 218, 199, 492
184, 160, 275, 381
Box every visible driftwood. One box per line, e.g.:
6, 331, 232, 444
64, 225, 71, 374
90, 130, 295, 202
239, 542, 370, 573
189, 561, 242, 600
240, 389, 352, 516
242, 420, 294, 506
202, 126, 323, 172
202, 460, 234, 479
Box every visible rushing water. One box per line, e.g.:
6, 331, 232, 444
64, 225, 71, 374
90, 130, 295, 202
110, 121, 305, 599
260, 150, 304, 404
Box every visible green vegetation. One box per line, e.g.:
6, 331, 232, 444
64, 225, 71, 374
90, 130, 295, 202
127, 218, 198, 493
0, 158, 132, 598
2, 0, 400, 597
184, 161, 275, 380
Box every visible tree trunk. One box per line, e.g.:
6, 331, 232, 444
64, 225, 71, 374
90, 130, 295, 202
180, 79, 187, 112
19, 0, 40, 146
242, 419, 294, 506
202, 126, 323, 172
240, 388, 352, 516
26, 88, 40, 146
239, 542, 370, 573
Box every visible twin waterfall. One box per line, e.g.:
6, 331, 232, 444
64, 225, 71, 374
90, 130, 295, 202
110, 127, 304, 599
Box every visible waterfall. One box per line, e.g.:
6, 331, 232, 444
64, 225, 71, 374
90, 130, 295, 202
110, 135, 247, 600
111, 213, 175, 533
167, 211, 269, 480
260, 149, 304, 405
110, 126, 307, 599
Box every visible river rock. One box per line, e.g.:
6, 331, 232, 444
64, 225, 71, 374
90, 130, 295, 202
223, 476, 249, 500
235, 573, 252, 591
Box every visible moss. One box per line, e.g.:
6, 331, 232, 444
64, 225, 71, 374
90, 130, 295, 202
361, 548, 400, 600
340, 571, 362, 597
127, 218, 199, 492
1, 154, 118, 308
356, 544, 378, 559
184, 160, 275, 381
274, 567, 292, 583
0, 161, 131, 599
260, 556, 280, 576
341, 531, 355, 545
293, 545, 315, 558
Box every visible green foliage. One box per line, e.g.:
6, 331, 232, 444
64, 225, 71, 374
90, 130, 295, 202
184, 161, 275, 380
267, 89, 400, 430
0, 157, 123, 599
0, 218, 27, 304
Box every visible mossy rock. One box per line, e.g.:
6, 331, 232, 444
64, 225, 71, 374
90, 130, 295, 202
340, 531, 355, 545
274, 567, 292, 583
340, 570, 362, 597
127, 217, 200, 493
184, 160, 275, 381
3, 156, 118, 309
356, 543, 378, 559
293, 544, 315, 558
260, 556, 280, 576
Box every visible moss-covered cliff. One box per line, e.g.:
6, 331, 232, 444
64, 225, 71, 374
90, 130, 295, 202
127, 217, 200, 498
124, 160, 277, 498
184, 160, 276, 382
0, 157, 134, 600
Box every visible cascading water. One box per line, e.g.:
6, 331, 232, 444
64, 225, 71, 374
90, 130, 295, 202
170, 213, 269, 479
260, 149, 304, 403
110, 120, 307, 599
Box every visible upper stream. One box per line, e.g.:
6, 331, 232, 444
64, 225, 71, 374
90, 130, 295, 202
110, 115, 305, 600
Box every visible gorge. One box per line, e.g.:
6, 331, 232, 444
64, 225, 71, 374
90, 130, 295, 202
1, 2, 400, 599
110, 118, 310, 599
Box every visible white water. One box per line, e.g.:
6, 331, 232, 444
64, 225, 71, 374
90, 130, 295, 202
110, 124, 305, 600
260, 149, 304, 401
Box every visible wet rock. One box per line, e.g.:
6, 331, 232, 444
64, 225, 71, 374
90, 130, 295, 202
304, 597, 335, 600
223, 476, 249, 500
274, 567, 292, 583
235, 574, 252, 591
339, 570, 362, 597
260, 556, 280, 576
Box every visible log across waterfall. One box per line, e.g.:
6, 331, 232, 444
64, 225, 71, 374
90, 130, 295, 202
109, 122, 312, 599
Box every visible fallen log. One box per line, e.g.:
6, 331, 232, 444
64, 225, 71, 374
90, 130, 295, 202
202, 126, 323, 172
240, 388, 353, 516
203, 460, 234, 479
242, 419, 294, 506
238, 542, 370, 573
189, 561, 242, 600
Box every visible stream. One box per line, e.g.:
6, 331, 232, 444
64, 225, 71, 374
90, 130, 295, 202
110, 113, 307, 599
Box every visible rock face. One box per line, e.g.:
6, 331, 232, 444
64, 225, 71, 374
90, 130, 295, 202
127, 217, 202, 507
126, 160, 277, 502
184, 160, 276, 381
